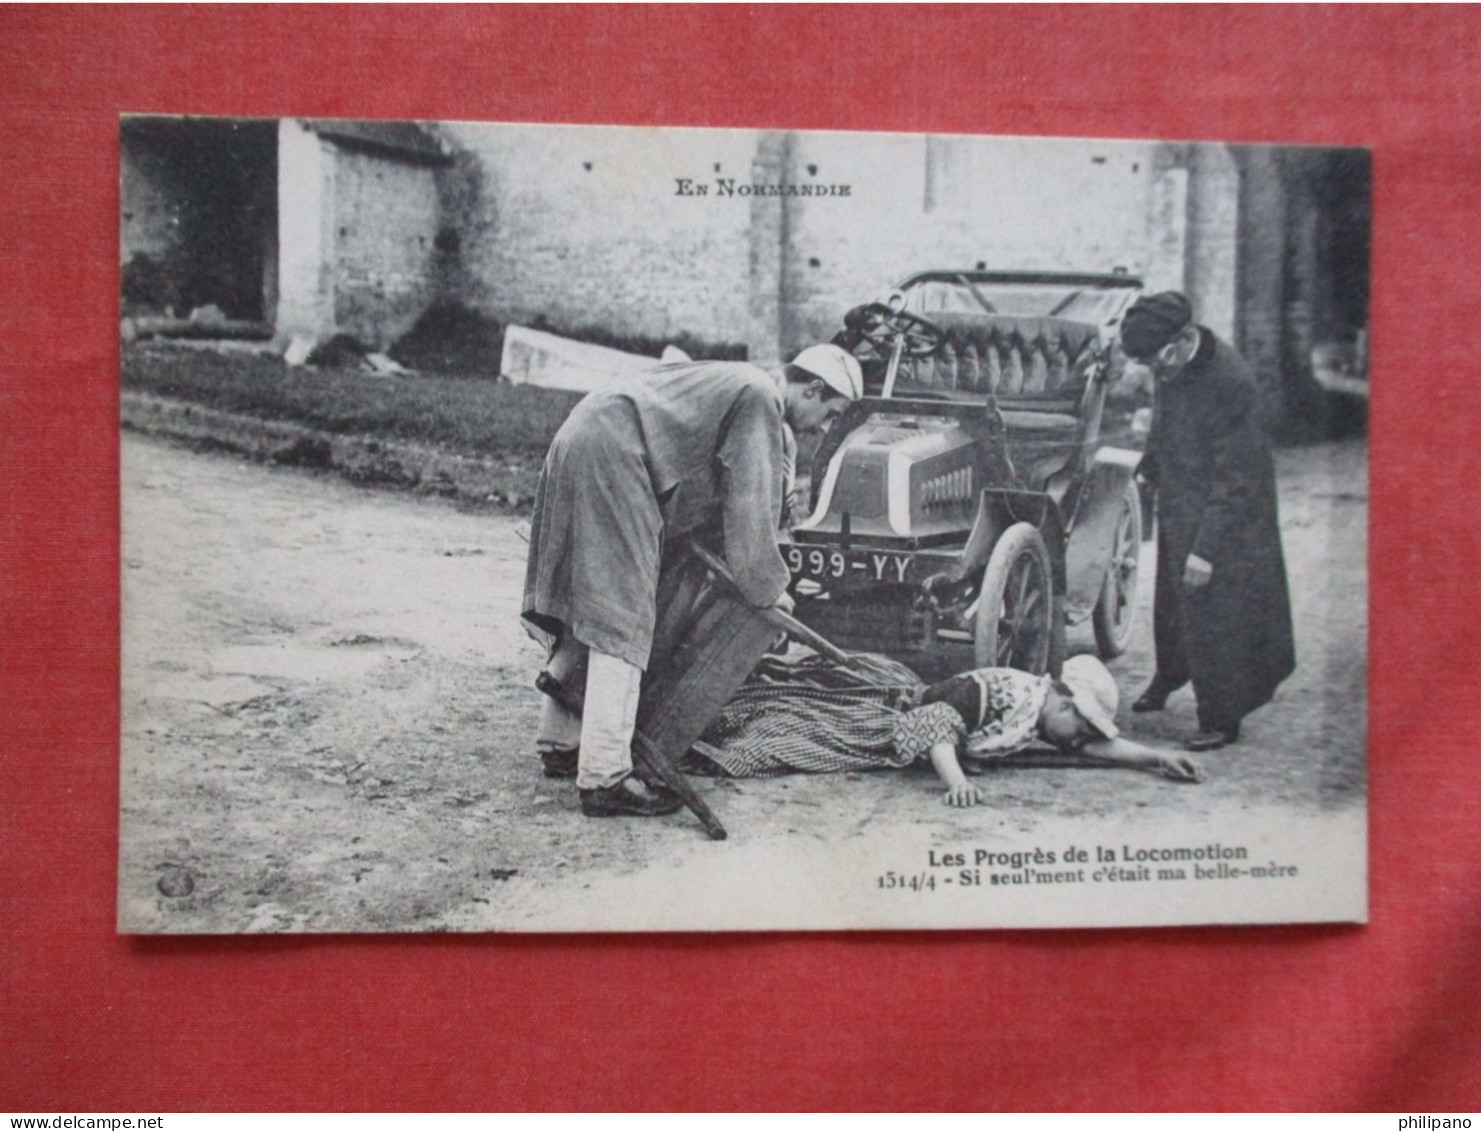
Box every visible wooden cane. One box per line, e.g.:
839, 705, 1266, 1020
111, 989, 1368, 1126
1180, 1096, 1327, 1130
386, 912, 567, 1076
535, 671, 728, 841
684, 541, 860, 669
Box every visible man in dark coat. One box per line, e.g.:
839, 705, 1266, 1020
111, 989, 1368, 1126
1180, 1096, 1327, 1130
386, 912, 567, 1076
1122, 292, 1296, 752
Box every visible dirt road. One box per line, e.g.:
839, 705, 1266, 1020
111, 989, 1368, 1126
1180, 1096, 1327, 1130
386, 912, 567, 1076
120, 431, 1367, 933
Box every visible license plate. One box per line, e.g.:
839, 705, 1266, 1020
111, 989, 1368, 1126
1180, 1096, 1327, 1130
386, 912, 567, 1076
784, 545, 913, 584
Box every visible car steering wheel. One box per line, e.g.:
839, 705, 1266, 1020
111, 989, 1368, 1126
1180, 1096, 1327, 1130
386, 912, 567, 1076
852, 302, 945, 359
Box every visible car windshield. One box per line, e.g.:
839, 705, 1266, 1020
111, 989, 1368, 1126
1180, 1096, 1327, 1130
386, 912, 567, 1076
898, 277, 1137, 325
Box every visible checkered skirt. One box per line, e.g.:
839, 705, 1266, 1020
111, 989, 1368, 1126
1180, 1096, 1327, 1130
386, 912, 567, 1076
692, 651, 925, 777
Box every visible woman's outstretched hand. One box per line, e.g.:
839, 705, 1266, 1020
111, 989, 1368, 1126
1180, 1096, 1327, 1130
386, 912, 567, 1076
944, 783, 984, 807
1158, 755, 1204, 782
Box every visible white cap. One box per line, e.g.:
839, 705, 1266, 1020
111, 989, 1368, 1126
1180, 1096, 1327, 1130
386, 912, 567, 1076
1060, 654, 1119, 739
790, 344, 864, 401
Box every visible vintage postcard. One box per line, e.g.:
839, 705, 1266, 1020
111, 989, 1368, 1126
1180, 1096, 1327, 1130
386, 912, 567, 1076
119, 117, 1368, 932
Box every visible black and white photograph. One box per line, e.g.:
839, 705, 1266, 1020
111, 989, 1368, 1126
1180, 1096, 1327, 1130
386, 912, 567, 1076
119, 117, 1369, 932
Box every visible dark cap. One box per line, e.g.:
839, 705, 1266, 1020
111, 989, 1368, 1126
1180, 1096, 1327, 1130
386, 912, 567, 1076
1121, 291, 1193, 360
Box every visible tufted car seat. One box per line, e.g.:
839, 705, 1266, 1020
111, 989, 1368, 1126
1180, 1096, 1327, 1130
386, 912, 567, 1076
895, 313, 1101, 404
840, 311, 1108, 490
921, 313, 1102, 491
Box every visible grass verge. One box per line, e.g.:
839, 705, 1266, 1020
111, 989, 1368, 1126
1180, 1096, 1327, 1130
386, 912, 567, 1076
122, 342, 582, 463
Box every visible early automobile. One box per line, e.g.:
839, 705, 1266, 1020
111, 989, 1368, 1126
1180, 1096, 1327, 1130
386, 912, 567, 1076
781, 270, 1147, 678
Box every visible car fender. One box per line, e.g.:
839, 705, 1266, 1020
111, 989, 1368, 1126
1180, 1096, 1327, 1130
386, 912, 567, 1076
1063, 446, 1140, 620
960, 489, 1068, 594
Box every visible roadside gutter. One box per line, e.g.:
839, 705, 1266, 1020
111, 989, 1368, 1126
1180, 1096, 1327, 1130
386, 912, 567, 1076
121, 390, 538, 513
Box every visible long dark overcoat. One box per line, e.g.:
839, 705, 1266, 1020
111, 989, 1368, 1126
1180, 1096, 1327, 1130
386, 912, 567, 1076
521, 360, 790, 672
1140, 328, 1296, 728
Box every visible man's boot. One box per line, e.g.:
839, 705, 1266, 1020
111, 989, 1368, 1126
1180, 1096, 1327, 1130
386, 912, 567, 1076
580, 775, 684, 818
1185, 720, 1241, 752
1132, 674, 1186, 713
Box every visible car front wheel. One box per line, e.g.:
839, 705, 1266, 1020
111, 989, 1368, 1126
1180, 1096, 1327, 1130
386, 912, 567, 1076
974, 522, 1054, 675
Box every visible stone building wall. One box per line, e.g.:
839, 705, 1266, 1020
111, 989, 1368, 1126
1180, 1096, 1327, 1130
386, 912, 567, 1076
431, 123, 1184, 362
436, 122, 757, 351
329, 146, 441, 344
276, 120, 443, 348
119, 120, 1287, 385
1183, 145, 1241, 342
276, 120, 334, 341
769, 132, 1164, 358
120, 117, 1362, 434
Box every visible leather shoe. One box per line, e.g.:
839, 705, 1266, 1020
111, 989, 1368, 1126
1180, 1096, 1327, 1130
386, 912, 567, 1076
580, 776, 684, 818
1184, 723, 1240, 752
539, 746, 579, 779
1132, 676, 1185, 713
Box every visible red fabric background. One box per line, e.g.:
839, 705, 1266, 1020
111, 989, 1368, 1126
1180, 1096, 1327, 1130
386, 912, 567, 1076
2, 5, 1478, 1112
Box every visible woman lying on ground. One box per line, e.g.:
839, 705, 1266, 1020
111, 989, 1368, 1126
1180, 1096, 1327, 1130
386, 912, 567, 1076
692, 651, 1202, 805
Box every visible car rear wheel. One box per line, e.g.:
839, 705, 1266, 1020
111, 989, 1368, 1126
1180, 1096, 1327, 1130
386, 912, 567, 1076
1093, 481, 1142, 658
974, 522, 1054, 675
